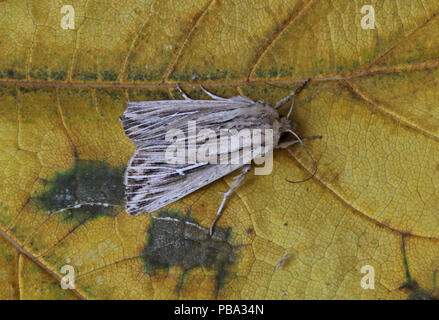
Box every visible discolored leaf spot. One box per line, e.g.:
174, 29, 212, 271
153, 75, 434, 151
35, 160, 125, 222
126, 67, 164, 82
400, 280, 438, 300
170, 67, 238, 81
255, 65, 293, 79
142, 211, 236, 294
6, 69, 25, 80
49, 70, 66, 81
76, 71, 98, 82
29, 68, 49, 80
100, 70, 118, 82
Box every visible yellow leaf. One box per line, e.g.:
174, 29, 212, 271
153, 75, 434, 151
0, 0, 438, 299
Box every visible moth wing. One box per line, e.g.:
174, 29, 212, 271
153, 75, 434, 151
124, 146, 243, 215
120, 98, 256, 145
121, 96, 279, 215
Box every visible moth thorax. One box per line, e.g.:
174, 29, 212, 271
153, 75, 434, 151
272, 119, 283, 147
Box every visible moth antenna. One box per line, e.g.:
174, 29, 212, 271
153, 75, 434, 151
176, 84, 193, 100
275, 78, 311, 112
200, 85, 228, 101
286, 95, 296, 119
285, 129, 317, 183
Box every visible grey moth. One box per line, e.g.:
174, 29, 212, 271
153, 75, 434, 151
120, 81, 320, 234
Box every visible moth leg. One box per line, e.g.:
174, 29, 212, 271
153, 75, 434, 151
210, 165, 251, 236
200, 85, 228, 101
278, 135, 322, 149
176, 84, 193, 100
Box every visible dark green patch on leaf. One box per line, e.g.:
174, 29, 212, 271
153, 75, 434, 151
256, 65, 293, 79
169, 67, 239, 82
126, 67, 163, 82
19, 87, 52, 95
400, 280, 437, 300
76, 71, 98, 81
35, 160, 125, 222
142, 210, 236, 295
100, 70, 118, 81
6, 69, 25, 80
29, 68, 49, 80
50, 70, 67, 81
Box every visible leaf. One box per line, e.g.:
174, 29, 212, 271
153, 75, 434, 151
1, 0, 439, 299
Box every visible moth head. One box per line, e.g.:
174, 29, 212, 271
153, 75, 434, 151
276, 115, 321, 184
279, 116, 293, 133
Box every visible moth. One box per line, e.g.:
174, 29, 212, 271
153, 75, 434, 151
120, 80, 320, 235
